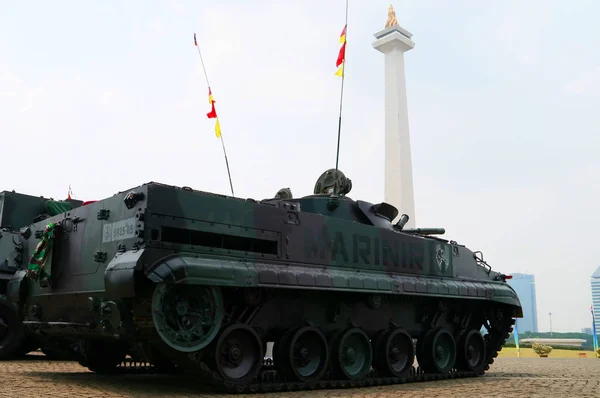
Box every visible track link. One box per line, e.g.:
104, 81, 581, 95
115, 360, 165, 374
192, 360, 484, 394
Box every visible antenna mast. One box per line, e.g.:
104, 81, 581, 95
194, 33, 235, 197
334, 0, 349, 172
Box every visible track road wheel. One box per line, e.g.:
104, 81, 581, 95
330, 327, 372, 380
142, 342, 177, 373
0, 295, 25, 360
373, 328, 414, 378
40, 337, 80, 360
273, 329, 293, 376
455, 329, 487, 372
214, 324, 263, 383
15, 336, 40, 357
41, 345, 74, 360
417, 328, 456, 374
280, 326, 329, 383
77, 340, 128, 373
415, 329, 434, 371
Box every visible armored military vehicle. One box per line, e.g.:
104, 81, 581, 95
9, 170, 521, 392
0, 190, 82, 359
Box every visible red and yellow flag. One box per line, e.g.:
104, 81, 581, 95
335, 24, 346, 77
207, 88, 217, 117
206, 88, 221, 138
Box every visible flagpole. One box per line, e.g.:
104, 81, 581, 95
513, 320, 520, 358
592, 305, 599, 354
219, 132, 235, 197
194, 33, 235, 197
334, 0, 349, 172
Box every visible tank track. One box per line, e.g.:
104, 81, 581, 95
114, 308, 514, 393
191, 315, 513, 394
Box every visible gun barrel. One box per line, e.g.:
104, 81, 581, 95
401, 227, 446, 235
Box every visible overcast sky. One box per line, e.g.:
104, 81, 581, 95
1, 0, 599, 332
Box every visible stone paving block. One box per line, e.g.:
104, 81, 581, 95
0, 355, 598, 397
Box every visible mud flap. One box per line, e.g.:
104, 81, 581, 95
7, 270, 28, 305
103, 249, 146, 300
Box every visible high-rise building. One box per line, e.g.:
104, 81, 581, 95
507, 273, 538, 333
592, 267, 600, 331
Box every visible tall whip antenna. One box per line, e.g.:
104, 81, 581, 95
334, 0, 349, 172
194, 33, 235, 197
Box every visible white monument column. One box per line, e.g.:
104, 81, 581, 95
372, 5, 416, 228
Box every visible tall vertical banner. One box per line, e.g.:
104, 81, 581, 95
335, 25, 346, 77
206, 87, 221, 138
592, 305, 598, 354
513, 320, 520, 358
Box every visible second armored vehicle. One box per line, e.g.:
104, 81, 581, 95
0, 189, 82, 359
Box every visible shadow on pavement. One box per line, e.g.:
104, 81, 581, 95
24, 369, 508, 398
24, 371, 223, 397
8, 353, 73, 362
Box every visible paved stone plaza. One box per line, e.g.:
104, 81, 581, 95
0, 355, 598, 398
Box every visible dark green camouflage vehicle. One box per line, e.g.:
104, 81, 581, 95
8, 169, 522, 392
0, 190, 82, 359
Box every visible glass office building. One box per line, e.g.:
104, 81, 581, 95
592, 267, 600, 331
507, 273, 538, 333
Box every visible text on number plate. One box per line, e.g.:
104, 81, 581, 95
103, 217, 137, 243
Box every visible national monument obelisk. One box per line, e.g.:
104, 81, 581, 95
372, 5, 416, 228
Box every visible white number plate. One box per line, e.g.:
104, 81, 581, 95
102, 217, 137, 243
